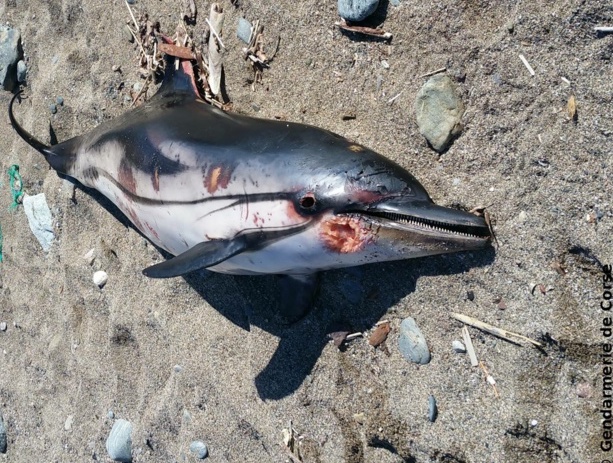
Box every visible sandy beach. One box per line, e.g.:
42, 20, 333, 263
0, 0, 611, 461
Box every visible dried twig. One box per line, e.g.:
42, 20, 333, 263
207, 3, 225, 96
518, 54, 535, 76
419, 67, 446, 79
206, 17, 226, 49
387, 90, 404, 104
451, 312, 543, 348
335, 19, 392, 40
479, 361, 499, 398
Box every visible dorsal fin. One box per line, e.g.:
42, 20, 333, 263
156, 38, 202, 98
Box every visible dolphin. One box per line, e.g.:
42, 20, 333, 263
9, 55, 490, 321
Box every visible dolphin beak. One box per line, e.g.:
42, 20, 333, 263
352, 196, 491, 251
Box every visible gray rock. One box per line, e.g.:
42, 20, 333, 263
189, 441, 209, 459
237, 18, 252, 44
49, 103, 57, 114
0, 26, 22, 91
428, 395, 438, 422
452, 340, 466, 353
390, 0, 400, 5
398, 317, 430, 364
338, 0, 379, 22
106, 419, 133, 462
16, 60, 26, 83
23, 193, 55, 252
0, 410, 6, 453
0, 322, 6, 332
56, 96, 64, 106
415, 74, 464, 152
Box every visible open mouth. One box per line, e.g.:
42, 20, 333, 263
364, 210, 491, 239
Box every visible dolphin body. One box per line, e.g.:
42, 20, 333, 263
9, 56, 490, 320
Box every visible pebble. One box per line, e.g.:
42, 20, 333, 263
0, 26, 22, 91
189, 441, 209, 459
398, 317, 431, 364
64, 414, 74, 431
108, 410, 115, 419
517, 210, 527, 223
82, 248, 96, 265
93, 270, 108, 288
414, 74, 464, 152
16, 59, 26, 82
106, 419, 133, 462
0, 410, 6, 453
576, 382, 592, 398
452, 340, 466, 353
338, 0, 379, 22
237, 18, 252, 44
123, 25, 134, 43
56, 96, 64, 106
132, 82, 143, 93
390, 0, 400, 5
428, 395, 438, 422
23, 193, 55, 252
0, 322, 6, 332
49, 103, 57, 114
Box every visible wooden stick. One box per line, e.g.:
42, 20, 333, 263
462, 326, 479, 366
451, 312, 543, 348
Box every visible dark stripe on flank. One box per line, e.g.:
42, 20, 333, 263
90, 166, 294, 207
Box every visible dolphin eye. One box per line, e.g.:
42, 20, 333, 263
299, 194, 317, 210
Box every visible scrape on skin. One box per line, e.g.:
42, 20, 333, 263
320, 215, 376, 253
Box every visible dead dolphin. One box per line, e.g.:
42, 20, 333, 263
9, 55, 490, 320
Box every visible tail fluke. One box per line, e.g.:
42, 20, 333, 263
8, 91, 53, 157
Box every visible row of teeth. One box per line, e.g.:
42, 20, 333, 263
386, 213, 483, 238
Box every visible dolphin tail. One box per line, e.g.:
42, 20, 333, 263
8, 91, 54, 157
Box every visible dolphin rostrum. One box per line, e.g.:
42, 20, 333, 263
9, 55, 490, 320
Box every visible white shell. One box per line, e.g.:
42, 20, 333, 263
93, 271, 108, 288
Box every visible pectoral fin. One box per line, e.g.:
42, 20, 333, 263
277, 273, 320, 323
143, 239, 248, 278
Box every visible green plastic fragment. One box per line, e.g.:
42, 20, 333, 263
8, 164, 24, 210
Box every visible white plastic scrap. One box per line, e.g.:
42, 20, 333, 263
23, 193, 55, 252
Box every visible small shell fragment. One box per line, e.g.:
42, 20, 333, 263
93, 271, 108, 288
369, 322, 391, 347
82, 248, 96, 265
567, 94, 577, 121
